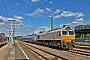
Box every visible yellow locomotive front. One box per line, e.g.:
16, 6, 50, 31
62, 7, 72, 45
61, 25, 75, 49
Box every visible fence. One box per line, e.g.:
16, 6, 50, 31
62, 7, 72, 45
75, 38, 90, 45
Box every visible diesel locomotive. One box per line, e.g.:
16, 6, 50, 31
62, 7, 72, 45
36, 25, 75, 49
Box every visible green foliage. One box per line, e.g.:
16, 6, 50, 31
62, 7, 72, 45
76, 42, 90, 45
75, 34, 80, 38
75, 33, 90, 38
15, 36, 22, 40
86, 34, 90, 38
75, 24, 90, 38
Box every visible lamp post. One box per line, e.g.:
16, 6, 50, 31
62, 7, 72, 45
48, 15, 53, 31
8, 19, 16, 47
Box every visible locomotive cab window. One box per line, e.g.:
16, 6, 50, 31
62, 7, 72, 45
69, 31, 74, 35
62, 31, 68, 35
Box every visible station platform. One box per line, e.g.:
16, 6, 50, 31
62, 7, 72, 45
0, 41, 39, 60
0, 42, 27, 60
0, 44, 15, 60
15, 41, 27, 60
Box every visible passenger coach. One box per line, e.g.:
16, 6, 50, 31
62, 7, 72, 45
0, 33, 7, 45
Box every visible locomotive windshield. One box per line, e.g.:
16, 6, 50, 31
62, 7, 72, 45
62, 31, 68, 35
69, 31, 74, 35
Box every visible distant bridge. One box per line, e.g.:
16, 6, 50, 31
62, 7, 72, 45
75, 25, 90, 33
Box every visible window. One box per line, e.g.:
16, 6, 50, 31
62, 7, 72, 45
62, 31, 68, 35
38, 35, 40, 39
58, 31, 61, 36
69, 31, 74, 35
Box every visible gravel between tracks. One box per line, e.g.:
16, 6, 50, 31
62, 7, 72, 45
22, 41, 90, 60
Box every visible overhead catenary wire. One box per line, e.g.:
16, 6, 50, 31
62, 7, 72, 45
37, 0, 53, 25
65, 0, 90, 15
40, 0, 48, 9
72, 0, 90, 25
29, 0, 90, 31
37, 0, 85, 26
65, 0, 87, 11
3, 0, 9, 18
65, 0, 81, 10
73, 1, 90, 11
24, 0, 51, 34
2, 0, 9, 29
60, 0, 90, 26
29, 0, 51, 26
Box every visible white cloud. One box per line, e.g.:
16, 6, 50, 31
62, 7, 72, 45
54, 9, 60, 14
5, 29, 9, 32
59, 24, 70, 27
17, 3, 19, 5
7, 17, 23, 23
7, 18, 16, 21
0, 15, 25, 36
0, 0, 1, 2
31, 0, 39, 3
53, 10, 84, 27
61, 11, 84, 18
45, 7, 52, 12
36, 26, 50, 33
54, 15, 62, 19
71, 17, 84, 25
72, 20, 83, 25
15, 23, 24, 28
23, 7, 52, 17
0, 15, 24, 27
0, 16, 7, 21
23, 0, 33, 5
35, 8, 45, 13
14, 15, 23, 20
61, 11, 73, 17
50, 1, 53, 4
20, 13, 30, 16
0, 22, 4, 25
76, 12, 84, 18
27, 8, 52, 17
54, 10, 84, 19
76, 18, 84, 22
29, 8, 45, 17
38, 26, 49, 29
72, 21, 79, 24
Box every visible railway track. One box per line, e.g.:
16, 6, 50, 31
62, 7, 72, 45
74, 45, 90, 50
0, 43, 7, 48
64, 48, 90, 57
19, 41, 68, 60
63, 45, 90, 57
18, 41, 90, 60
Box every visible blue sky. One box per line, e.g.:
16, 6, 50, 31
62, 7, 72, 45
0, 0, 90, 36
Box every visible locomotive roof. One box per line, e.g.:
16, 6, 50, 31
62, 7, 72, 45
37, 26, 74, 35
